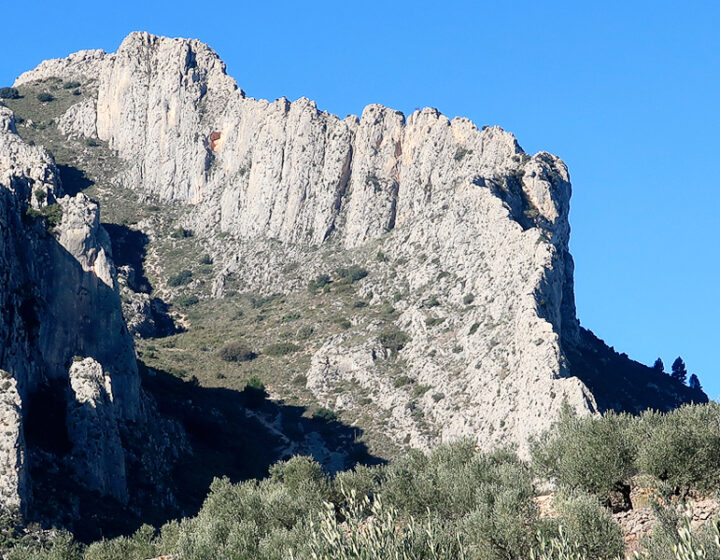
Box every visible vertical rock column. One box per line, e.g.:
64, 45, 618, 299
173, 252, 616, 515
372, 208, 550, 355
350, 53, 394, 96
66, 358, 127, 503
0, 372, 27, 513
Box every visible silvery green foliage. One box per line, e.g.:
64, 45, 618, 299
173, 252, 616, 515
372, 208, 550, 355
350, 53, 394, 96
531, 409, 637, 505
635, 404, 720, 495
298, 490, 466, 560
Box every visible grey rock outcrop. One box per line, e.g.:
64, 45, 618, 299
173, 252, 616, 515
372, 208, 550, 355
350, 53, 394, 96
0, 372, 27, 511
66, 358, 126, 501
57, 98, 97, 139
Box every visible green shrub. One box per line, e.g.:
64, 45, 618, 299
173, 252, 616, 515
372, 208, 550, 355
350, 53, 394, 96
168, 475, 317, 559
296, 325, 314, 340
263, 342, 300, 356
218, 341, 257, 362
312, 407, 337, 422
382, 304, 396, 316
168, 269, 192, 286
0, 87, 19, 99
413, 384, 431, 397
635, 403, 720, 495
335, 265, 368, 284
243, 376, 267, 407
393, 375, 414, 388
381, 442, 538, 559
36, 92, 54, 102
170, 227, 193, 238
546, 491, 624, 559
175, 295, 199, 306
6, 532, 81, 560
468, 322, 480, 335
378, 329, 410, 356
531, 409, 636, 507
463, 293, 475, 305
425, 316, 445, 327
62, 81, 81, 89
308, 273, 331, 291
454, 147, 471, 161
199, 254, 213, 265
245, 376, 265, 392
269, 455, 330, 497
43, 204, 63, 229
26, 203, 63, 232
33, 189, 46, 203
423, 295, 440, 308
85, 137, 100, 147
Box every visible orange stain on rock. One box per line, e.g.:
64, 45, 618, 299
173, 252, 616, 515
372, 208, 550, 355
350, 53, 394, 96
209, 131, 224, 152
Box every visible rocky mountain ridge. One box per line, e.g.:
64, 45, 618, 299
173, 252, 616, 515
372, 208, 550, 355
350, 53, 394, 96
0, 31, 705, 530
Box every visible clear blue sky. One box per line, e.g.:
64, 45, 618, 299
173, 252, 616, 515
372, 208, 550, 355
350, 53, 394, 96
2, 1, 718, 397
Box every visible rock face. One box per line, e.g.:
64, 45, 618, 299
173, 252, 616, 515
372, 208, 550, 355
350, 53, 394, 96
10, 32, 704, 459
0, 105, 140, 512
0, 372, 27, 511
57, 98, 97, 139
67, 358, 126, 502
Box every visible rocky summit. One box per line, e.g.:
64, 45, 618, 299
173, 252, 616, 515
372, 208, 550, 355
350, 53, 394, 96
0, 32, 704, 533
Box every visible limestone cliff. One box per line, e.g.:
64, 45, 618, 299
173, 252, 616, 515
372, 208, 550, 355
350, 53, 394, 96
0, 105, 140, 512
10, 32, 703, 461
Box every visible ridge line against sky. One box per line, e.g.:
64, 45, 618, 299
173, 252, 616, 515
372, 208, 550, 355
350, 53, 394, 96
1, 0, 718, 397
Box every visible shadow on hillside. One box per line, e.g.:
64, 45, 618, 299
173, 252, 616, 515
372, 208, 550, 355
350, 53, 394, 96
102, 223, 151, 293
102, 223, 179, 337
137, 364, 383, 524
566, 327, 708, 413
18, 221, 149, 540
58, 164, 93, 196
43, 362, 384, 542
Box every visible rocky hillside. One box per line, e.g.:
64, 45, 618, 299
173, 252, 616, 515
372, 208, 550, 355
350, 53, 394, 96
0, 31, 705, 532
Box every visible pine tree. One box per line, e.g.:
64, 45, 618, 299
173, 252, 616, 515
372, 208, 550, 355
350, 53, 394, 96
652, 358, 664, 374
671, 357, 688, 384
689, 374, 702, 391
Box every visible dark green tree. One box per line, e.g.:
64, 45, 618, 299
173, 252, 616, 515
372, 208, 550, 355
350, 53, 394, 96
689, 374, 702, 391
671, 357, 688, 384
652, 358, 664, 374
0, 87, 20, 99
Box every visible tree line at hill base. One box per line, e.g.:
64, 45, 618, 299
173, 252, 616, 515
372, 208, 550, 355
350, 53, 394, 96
7, 402, 720, 560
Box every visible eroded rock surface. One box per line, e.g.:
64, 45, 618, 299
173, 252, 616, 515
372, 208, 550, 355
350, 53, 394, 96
67, 358, 126, 501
